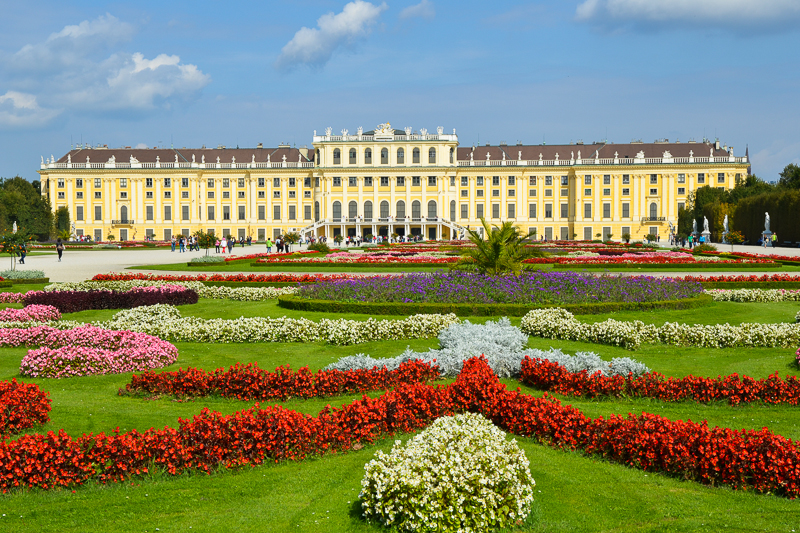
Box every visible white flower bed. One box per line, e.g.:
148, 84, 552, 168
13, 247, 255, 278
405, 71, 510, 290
43, 280, 297, 301
326, 318, 649, 378
520, 308, 800, 350
706, 289, 800, 302
360, 413, 535, 533
96, 304, 459, 345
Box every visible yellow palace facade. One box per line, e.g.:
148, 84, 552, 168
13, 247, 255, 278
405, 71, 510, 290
39, 123, 750, 242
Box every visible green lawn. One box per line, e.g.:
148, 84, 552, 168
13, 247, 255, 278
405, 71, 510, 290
2, 296, 800, 532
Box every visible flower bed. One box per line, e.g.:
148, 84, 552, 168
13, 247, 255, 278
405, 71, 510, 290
707, 289, 800, 302
0, 292, 26, 303
0, 325, 179, 378
123, 360, 439, 400
24, 285, 198, 313
681, 274, 800, 289
223, 251, 320, 262
295, 271, 704, 305
520, 307, 800, 350
1, 358, 798, 499
520, 356, 800, 405
523, 251, 776, 266
0, 379, 51, 437
47, 280, 295, 301
91, 272, 363, 287
361, 412, 535, 532
0, 305, 61, 323
98, 304, 460, 346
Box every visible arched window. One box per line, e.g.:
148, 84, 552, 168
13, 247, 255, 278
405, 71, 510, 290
427, 200, 437, 218
349, 148, 357, 164
332, 201, 342, 220
380, 200, 389, 218
349, 200, 358, 219
412, 200, 421, 219
364, 201, 373, 220
396, 200, 406, 219
449, 200, 456, 221
449, 147, 454, 164
314, 201, 320, 221
333, 149, 341, 165
381, 148, 388, 164
412, 148, 420, 164
120, 205, 128, 222
650, 202, 658, 219
428, 148, 436, 164
397, 148, 405, 164
364, 148, 372, 164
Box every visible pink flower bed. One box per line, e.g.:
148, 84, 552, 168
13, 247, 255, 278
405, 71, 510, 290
0, 293, 26, 303
0, 326, 178, 379
0, 305, 61, 323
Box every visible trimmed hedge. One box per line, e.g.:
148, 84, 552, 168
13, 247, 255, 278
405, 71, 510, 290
0, 282, 11, 289
23, 287, 199, 313
10, 278, 50, 285
277, 293, 713, 317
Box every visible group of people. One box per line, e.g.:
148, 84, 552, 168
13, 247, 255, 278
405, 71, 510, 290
213, 236, 252, 253
171, 235, 201, 252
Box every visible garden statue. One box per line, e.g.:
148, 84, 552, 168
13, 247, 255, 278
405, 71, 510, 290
703, 217, 709, 233
692, 219, 697, 235
12, 221, 17, 234
723, 214, 729, 233
765, 212, 771, 232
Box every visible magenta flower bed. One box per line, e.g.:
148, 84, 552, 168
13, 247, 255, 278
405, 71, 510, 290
0, 293, 26, 303
0, 326, 178, 378
23, 285, 198, 313
0, 305, 61, 323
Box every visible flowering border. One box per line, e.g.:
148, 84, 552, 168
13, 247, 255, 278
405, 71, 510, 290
1, 358, 798, 498
122, 360, 440, 401
24, 286, 198, 313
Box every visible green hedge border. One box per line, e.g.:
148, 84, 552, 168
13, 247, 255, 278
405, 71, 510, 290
8, 278, 50, 285
0, 282, 11, 288
276, 293, 713, 317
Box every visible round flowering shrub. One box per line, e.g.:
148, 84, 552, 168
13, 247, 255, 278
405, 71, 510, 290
0, 305, 61, 323
0, 292, 26, 303
360, 412, 535, 532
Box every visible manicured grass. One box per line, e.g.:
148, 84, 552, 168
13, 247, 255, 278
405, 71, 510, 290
3, 296, 800, 531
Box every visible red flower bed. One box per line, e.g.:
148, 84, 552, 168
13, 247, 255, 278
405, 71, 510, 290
0, 380, 51, 437
519, 357, 800, 406
254, 256, 457, 265
224, 251, 319, 262
23, 286, 198, 313
679, 274, 800, 283
123, 360, 440, 401
1, 358, 798, 498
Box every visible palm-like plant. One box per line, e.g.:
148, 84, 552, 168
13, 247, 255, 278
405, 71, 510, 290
453, 218, 533, 275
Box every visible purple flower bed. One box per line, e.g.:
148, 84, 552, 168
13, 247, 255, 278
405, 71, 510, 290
23, 285, 198, 313
296, 271, 704, 305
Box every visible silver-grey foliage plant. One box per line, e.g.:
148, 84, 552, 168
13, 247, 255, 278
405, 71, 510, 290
324, 317, 650, 378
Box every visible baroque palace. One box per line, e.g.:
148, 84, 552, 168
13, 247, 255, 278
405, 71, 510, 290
39, 123, 750, 242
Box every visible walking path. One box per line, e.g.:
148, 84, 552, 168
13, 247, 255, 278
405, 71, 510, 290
7, 243, 800, 283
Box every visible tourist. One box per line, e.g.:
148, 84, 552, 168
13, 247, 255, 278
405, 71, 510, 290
19, 242, 26, 264
228, 238, 234, 253
56, 238, 64, 262
215, 239, 220, 253
772, 233, 778, 248
221, 236, 227, 254
266, 237, 273, 253
179, 237, 185, 253
170, 235, 176, 252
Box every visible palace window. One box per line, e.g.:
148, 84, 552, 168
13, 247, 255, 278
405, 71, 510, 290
461, 190, 468, 197
461, 176, 468, 186
492, 176, 500, 186
508, 189, 515, 197
76, 179, 83, 188
223, 179, 230, 187
94, 206, 102, 220
273, 205, 280, 220
584, 188, 591, 196
397, 148, 404, 163
678, 187, 686, 195
333, 177, 341, 187
94, 178, 101, 188
182, 178, 189, 187
364, 177, 373, 186
183, 191, 190, 199
380, 176, 389, 187
380, 200, 389, 218
273, 178, 280, 187
529, 176, 537, 185
560, 204, 568, 218
273, 191, 280, 198
603, 203, 611, 218
349, 176, 357, 187
146, 178, 153, 188
650, 203, 658, 218
146, 192, 153, 199
461, 203, 468, 219
545, 190, 552, 197
257, 206, 265, 220
304, 191, 311, 198
76, 206, 84, 221
365, 148, 372, 164
258, 177, 265, 187
492, 189, 500, 197
492, 203, 500, 218
545, 176, 553, 186
476, 204, 484, 218
304, 177, 311, 187
120, 178, 127, 188
698, 173, 705, 184
544, 203, 552, 218
622, 174, 630, 184
603, 188, 611, 196
304, 205, 312, 220
477, 176, 484, 186
164, 206, 172, 220
649, 188, 658, 195
412, 148, 420, 163
57, 191, 64, 199
529, 203, 536, 218
208, 206, 215, 220
584, 204, 592, 218
476, 190, 484, 197
164, 191, 172, 199
76, 192, 83, 199
288, 206, 296, 220
208, 178, 215, 188
288, 178, 295, 187
396, 200, 405, 218
678, 174, 685, 184
241, 191, 248, 198
332, 201, 342, 220
718, 173, 726, 183
561, 176, 568, 186
428, 176, 436, 186
396, 176, 405, 186
622, 188, 630, 196
428, 148, 436, 164
650, 174, 658, 184
584, 175, 592, 185
603, 175, 611, 185
288, 191, 295, 199
508, 176, 515, 185
349, 149, 357, 164
381, 148, 388, 164
622, 203, 630, 218
529, 189, 536, 197
412, 176, 421, 186
94, 191, 102, 199
333, 149, 341, 164
182, 206, 190, 220
412, 200, 421, 218
145, 206, 152, 221
164, 178, 172, 187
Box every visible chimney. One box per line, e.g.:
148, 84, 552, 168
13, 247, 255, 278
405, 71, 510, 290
257, 143, 263, 149
715, 139, 720, 151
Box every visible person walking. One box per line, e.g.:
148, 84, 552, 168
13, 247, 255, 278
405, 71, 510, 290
215, 239, 220, 253
171, 235, 176, 252
19, 242, 26, 264
227, 237, 234, 253
266, 237, 273, 253
220, 236, 227, 254
56, 238, 64, 262
772, 233, 778, 248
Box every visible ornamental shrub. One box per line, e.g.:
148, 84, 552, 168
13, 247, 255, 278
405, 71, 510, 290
307, 241, 331, 253
0, 270, 46, 279
0, 379, 51, 437
360, 413, 535, 532
189, 256, 224, 263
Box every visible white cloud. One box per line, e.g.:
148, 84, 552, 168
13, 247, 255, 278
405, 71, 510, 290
276, 0, 388, 70
576, 0, 800, 31
0, 91, 60, 128
0, 14, 210, 127
399, 0, 435, 20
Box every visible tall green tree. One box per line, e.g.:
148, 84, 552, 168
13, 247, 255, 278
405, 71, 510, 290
778, 164, 800, 189
0, 177, 53, 240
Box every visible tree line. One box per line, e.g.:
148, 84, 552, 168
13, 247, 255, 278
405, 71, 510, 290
678, 164, 800, 244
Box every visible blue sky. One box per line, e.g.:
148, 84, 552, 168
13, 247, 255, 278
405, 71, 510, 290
1, 0, 799, 182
